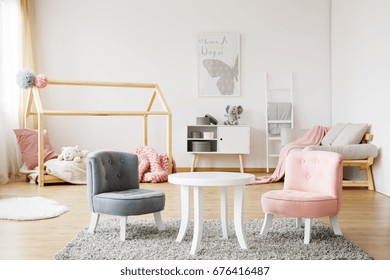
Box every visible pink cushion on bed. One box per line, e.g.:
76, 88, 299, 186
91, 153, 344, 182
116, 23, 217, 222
14, 128, 58, 169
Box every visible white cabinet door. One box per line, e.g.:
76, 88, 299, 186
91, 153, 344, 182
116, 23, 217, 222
218, 126, 250, 154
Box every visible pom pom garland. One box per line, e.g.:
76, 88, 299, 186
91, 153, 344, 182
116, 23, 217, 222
16, 69, 36, 89
16, 69, 48, 89
35, 74, 48, 88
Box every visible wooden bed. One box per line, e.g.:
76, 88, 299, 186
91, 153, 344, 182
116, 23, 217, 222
24, 80, 172, 187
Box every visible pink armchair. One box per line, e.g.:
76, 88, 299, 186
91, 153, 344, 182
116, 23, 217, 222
260, 151, 344, 244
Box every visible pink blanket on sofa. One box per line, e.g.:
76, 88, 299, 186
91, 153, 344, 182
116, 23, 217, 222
254, 125, 329, 184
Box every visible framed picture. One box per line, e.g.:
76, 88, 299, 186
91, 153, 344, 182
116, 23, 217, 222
198, 33, 240, 97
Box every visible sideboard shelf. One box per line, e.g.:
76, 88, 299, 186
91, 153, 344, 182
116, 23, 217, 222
186, 125, 250, 172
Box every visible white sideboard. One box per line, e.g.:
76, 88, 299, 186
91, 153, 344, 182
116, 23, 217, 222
186, 125, 250, 172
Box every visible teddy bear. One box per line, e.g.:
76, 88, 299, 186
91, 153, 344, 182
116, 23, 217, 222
58, 146, 88, 163
224, 105, 243, 125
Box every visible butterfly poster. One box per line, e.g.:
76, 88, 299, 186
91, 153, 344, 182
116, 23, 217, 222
198, 33, 240, 97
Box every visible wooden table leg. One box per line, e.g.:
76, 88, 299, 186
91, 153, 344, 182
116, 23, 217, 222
191, 154, 197, 172
238, 154, 244, 173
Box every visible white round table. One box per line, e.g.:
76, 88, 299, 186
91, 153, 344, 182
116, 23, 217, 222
168, 172, 255, 255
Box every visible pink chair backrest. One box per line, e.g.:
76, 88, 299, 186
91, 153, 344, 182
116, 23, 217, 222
284, 151, 343, 199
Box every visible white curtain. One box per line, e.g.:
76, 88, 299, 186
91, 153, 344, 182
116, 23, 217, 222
0, 0, 23, 183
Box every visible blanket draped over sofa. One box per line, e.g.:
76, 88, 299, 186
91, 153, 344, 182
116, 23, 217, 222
254, 125, 329, 184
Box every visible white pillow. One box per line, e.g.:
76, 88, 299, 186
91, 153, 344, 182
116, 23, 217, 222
321, 123, 347, 146
332, 123, 368, 146
322, 123, 368, 146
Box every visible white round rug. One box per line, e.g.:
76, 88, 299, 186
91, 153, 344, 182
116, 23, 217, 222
0, 196, 69, 221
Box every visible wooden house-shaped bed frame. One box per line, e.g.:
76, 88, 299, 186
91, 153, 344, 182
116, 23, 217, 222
24, 80, 172, 187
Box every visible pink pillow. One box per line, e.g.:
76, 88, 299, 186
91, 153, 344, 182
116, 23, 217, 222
14, 128, 58, 169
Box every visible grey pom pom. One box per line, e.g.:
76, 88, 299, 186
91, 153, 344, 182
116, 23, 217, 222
16, 69, 36, 89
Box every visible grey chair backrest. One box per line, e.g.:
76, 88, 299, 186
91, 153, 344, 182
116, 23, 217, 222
87, 151, 140, 205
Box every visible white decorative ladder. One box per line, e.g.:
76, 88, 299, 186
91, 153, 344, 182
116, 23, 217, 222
265, 72, 294, 173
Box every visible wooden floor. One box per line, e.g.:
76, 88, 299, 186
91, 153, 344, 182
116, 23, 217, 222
0, 175, 390, 260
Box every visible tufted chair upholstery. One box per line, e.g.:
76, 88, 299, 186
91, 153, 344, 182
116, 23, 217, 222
86, 151, 165, 241
260, 151, 343, 244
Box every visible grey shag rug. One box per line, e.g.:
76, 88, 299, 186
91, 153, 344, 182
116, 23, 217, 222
55, 218, 372, 260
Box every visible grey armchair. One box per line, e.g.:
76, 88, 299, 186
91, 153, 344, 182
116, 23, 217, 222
86, 151, 165, 241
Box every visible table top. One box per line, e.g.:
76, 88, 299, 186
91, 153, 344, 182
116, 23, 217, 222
168, 172, 255, 186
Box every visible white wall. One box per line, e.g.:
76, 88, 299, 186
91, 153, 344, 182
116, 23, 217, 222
33, 0, 331, 169
331, 0, 390, 196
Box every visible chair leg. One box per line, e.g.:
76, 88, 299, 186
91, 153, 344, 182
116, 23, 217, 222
88, 213, 100, 233
304, 218, 311, 244
120, 216, 127, 241
329, 215, 342, 236
260, 213, 273, 235
153, 212, 165, 230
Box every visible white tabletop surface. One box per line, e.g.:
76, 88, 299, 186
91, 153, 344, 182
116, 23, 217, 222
168, 171, 255, 186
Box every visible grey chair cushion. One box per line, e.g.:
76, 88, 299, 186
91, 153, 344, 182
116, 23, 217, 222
93, 189, 165, 216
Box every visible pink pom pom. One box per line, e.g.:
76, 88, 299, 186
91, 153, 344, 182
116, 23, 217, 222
34, 74, 48, 88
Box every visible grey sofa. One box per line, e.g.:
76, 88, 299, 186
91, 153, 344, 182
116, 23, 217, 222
280, 123, 378, 190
